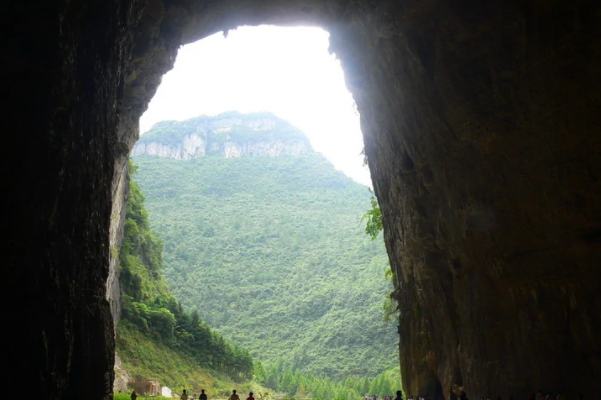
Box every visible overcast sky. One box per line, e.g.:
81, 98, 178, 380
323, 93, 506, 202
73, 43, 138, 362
140, 25, 371, 186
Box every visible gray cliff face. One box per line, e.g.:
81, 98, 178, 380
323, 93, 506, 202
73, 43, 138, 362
132, 134, 207, 159
107, 164, 129, 327
132, 113, 312, 159
222, 139, 308, 158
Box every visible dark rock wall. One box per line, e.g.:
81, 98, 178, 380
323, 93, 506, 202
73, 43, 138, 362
351, 2, 601, 398
1, 1, 600, 399
0, 0, 143, 398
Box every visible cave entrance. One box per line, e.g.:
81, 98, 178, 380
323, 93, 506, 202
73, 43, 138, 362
122, 24, 401, 397
139, 25, 370, 186
6, 1, 601, 400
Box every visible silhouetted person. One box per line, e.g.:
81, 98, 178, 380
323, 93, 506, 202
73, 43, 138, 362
459, 392, 468, 400
131, 391, 137, 400
200, 389, 208, 400
182, 389, 189, 400
230, 390, 240, 400
247, 392, 255, 400
396, 390, 404, 400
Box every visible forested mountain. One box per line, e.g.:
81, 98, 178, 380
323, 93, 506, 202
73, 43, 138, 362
131, 112, 398, 381
116, 158, 400, 399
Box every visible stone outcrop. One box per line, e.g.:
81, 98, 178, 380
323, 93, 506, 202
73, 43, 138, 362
222, 139, 308, 158
133, 134, 208, 159
133, 137, 206, 159
107, 161, 132, 327
1, 1, 600, 400
113, 354, 131, 393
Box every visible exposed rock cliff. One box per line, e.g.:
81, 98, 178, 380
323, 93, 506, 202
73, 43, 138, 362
132, 112, 311, 159
113, 354, 130, 393
107, 166, 129, 326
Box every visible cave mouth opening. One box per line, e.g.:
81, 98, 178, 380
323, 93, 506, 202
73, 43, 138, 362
138, 24, 371, 187
123, 23, 400, 395
5, 1, 601, 400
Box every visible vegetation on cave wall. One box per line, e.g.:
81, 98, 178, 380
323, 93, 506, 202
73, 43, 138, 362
361, 196, 399, 324
131, 150, 397, 380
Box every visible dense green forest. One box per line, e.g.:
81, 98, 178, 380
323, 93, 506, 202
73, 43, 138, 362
131, 120, 397, 380
118, 157, 401, 399
118, 161, 254, 381
257, 364, 402, 399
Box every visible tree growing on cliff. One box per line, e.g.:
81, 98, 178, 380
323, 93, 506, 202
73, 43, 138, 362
362, 194, 399, 323
362, 193, 383, 240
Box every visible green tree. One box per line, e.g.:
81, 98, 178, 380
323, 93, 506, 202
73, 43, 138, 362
362, 194, 383, 240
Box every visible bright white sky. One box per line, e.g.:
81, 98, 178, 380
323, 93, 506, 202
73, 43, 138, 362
140, 25, 371, 186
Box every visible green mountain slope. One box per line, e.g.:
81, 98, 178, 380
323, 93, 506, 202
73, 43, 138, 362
116, 323, 264, 396
117, 162, 256, 390
131, 114, 397, 380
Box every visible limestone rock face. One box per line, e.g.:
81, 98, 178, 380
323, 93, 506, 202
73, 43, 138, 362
132, 135, 207, 159
133, 135, 310, 158
222, 139, 308, 158
342, 4, 601, 399
107, 167, 130, 325
2, 1, 601, 400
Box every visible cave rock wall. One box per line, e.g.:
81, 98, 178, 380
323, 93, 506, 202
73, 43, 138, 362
351, 2, 601, 397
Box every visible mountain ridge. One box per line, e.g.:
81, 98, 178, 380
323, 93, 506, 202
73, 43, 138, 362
134, 112, 312, 159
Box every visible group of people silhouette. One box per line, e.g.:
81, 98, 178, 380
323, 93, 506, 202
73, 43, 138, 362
371, 390, 583, 400
126, 388, 589, 400
129, 388, 254, 400
364, 390, 405, 400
